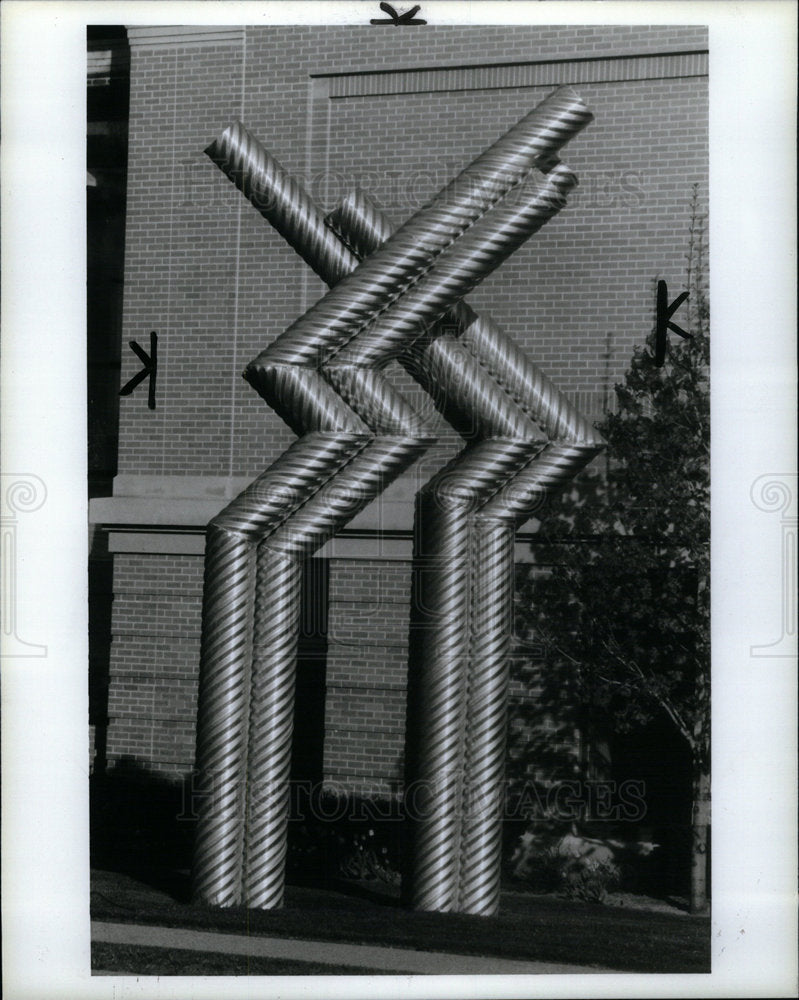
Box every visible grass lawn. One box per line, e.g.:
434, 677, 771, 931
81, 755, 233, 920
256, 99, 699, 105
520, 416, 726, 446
91, 868, 710, 974
92, 942, 400, 976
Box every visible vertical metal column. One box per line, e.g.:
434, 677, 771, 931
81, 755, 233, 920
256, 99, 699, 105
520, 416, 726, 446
192, 526, 255, 906
405, 491, 471, 911
458, 517, 516, 915
193, 430, 373, 907
244, 549, 302, 908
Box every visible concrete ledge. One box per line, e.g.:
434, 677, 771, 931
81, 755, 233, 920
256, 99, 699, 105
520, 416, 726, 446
92, 474, 422, 533
107, 529, 415, 561
94, 478, 541, 560
126, 26, 245, 49
106, 529, 538, 562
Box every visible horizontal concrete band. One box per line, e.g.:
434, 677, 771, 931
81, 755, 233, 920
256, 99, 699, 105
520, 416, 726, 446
104, 529, 540, 563
90, 475, 418, 530
92, 479, 543, 559
104, 530, 407, 560
126, 26, 246, 48
91, 920, 615, 975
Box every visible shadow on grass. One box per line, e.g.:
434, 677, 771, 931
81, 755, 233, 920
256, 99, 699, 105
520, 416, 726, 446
88, 760, 706, 973
90, 759, 405, 907
91, 866, 710, 974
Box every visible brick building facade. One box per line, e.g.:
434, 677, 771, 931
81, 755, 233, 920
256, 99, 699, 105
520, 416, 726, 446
89, 24, 708, 794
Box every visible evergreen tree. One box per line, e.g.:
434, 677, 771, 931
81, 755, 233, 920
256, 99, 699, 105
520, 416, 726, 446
517, 186, 710, 911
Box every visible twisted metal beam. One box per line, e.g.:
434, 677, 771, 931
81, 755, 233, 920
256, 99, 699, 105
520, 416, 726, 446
323, 168, 582, 911
244, 549, 302, 908
330, 166, 577, 370
205, 121, 354, 287
193, 526, 254, 907
404, 441, 544, 911
193, 425, 373, 906
190, 265, 436, 909
325, 182, 604, 914
404, 489, 470, 912
203, 113, 532, 907
327, 188, 601, 445
195, 407, 435, 910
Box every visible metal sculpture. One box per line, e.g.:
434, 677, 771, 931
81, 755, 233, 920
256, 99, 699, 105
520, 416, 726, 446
326, 189, 604, 914
193, 85, 603, 914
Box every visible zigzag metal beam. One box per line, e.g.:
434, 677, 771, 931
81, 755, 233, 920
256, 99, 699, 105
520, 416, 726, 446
193, 426, 369, 906
194, 133, 439, 906
326, 189, 604, 914
194, 401, 434, 909
194, 86, 595, 911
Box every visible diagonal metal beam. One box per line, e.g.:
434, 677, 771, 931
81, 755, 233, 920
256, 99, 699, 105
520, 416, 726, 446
251, 85, 592, 368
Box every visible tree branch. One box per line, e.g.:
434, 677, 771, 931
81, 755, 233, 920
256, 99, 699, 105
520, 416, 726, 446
597, 635, 695, 748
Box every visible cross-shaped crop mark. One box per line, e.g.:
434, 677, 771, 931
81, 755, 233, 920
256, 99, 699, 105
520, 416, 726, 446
370, 2, 427, 25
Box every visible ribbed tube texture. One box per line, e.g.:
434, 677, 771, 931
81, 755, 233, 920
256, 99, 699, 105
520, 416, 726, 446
205, 121, 356, 287
198, 99, 476, 909
244, 551, 302, 908
458, 519, 515, 915
192, 528, 255, 906
323, 187, 602, 451
406, 495, 471, 912
329, 165, 577, 369
195, 85, 600, 915
325, 151, 604, 914
252, 86, 592, 367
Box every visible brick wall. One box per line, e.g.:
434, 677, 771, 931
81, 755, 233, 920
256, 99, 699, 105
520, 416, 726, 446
326, 560, 412, 790
117, 24, 708, 478
98, 24, 708, 789
105, 553, 203, 772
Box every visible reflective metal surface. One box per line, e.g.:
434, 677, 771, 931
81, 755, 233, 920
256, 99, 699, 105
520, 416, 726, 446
244, 550, 302, 908
194, 86, 601, 914
195, 127, 441, 909
253, 86, 592, 368
330, 166, 577, 370
459, 519, 515, 914
328, 171, 603, 915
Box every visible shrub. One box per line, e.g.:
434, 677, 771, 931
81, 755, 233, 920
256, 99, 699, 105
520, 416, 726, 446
286, 789, 402, 887
512, 844, 564, 893
337, 828, 401, 886
507, 824, 646, 903
561, 858, 621, 904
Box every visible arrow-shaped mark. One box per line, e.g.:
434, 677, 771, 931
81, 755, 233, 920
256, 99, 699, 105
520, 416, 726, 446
655, 280, 691, 366
119, 331, 158, 409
